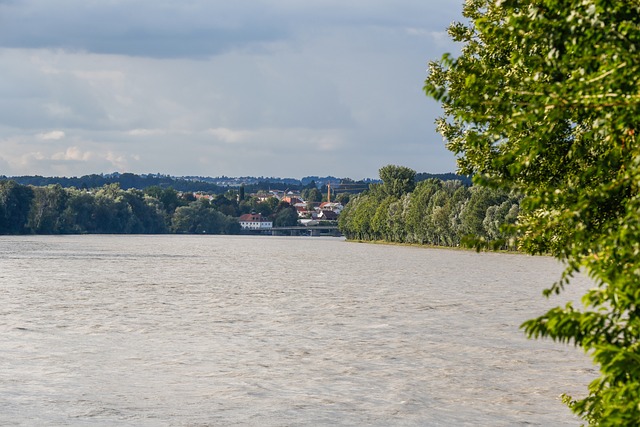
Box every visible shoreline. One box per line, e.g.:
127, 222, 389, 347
343, 238, 528, 255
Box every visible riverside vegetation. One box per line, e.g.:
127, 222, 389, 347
0, 181, 305, 235
425, 0, 640, 424
338, 165, 520, 249
0, 171, 503, 237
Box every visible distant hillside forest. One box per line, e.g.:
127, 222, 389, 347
2, 171, 471, 194
338, 165, 519, 249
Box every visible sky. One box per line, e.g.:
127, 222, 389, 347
0, 0, 464, 180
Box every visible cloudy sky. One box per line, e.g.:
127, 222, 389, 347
0, 0, 464, 179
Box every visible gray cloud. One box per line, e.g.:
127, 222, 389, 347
0, 1, 287, 57
0, 0, 460, 58
0, 0, 463, 179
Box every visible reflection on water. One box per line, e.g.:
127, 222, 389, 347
0, 235, 594, 426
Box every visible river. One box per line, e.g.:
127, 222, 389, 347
0, 235, 595, 426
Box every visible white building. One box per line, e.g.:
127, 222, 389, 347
238, 213, 273, 230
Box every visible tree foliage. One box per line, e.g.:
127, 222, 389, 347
424, 1, 640, 423
27, 184, 68, 234
273, 202, 299, 227
379, 164, 416, 198
339, 167, 518, 248
0, 182, 239, 235
0, 180, 33, 234
171, 199, 238, 234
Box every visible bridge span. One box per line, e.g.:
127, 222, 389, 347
270, 226, 341, 237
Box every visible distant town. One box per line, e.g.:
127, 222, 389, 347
227, 188, 343, 234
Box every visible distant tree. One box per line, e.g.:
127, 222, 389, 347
27, 184, 68, 234
302, 187, 322, 203
483, 200, 520, 246
145, 186, 182, 215
61, 189, 96, 233
0, 181, 34, 234
371, 196, 394, 240
212, 194, 239, 217
223, 217, 241, 234
339, 191, 381, 240
273, 202, 299, 227
459, 187, 508, 242
238, 184, 245, 202
120, 189, 167, 234
171, 205, 200, 233
404, 179, 441, 244
379, 165, 416, 199
334, 192, 351, 205
171, 200, 232, 234
91, 184, 132, 233
181, 192, 196, 203
256, 197, 279, 217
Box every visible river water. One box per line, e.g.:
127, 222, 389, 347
0, 235, 595, 426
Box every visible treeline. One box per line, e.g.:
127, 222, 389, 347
0, 181, 299, 235
4, 172, 470, 195
5, 173, 365, 197
338, 165, 520, 249
4, 173, 334, 194
6, 173, 227, 194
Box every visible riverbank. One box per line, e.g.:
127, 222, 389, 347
344, 237, 524, 255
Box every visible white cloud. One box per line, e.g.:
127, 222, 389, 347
128, 128, 165, 136
106, 151, 129, 170
39, 130, 65, 140
207, 127, 254, 144
51, 146, 91, 161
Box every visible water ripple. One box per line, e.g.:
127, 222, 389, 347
0, 235, 592, 426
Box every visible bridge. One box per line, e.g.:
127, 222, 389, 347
269, 226, 341, 237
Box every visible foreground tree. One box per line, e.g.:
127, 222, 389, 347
425, 1, 640, 424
